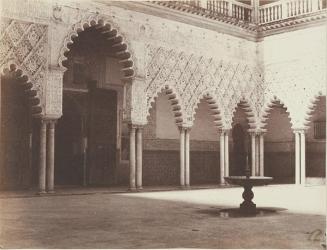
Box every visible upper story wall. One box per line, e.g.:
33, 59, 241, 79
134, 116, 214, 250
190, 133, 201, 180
258, 24, 326, 130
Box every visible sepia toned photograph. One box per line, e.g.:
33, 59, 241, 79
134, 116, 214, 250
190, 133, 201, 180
0, 0, 326, 249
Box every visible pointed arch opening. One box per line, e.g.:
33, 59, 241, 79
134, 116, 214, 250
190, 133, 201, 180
189, 95, 222, 185
59, 17, 135, 80
305, 95, 326, 185
0, 66, 41, 190
142, 88, 182, 186
230, 100, 253, 176
263, 99, 294, 184
56, 21, 133, 187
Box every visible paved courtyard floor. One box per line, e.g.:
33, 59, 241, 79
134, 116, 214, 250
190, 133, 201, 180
0, 185, 325, 249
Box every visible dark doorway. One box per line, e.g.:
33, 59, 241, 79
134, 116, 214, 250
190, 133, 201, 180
88, 88, 117, 186
0, 73, 36, 189
55, 93, 85, 186
55, 88, 117, 187
232, 123, 247, 176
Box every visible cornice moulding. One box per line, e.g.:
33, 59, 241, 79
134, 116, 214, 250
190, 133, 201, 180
96, 0, 259, 42
96, 1, 327, 41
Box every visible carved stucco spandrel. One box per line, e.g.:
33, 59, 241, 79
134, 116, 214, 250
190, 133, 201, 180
144, 44, 264, 130
130, 77, 148, 125
44, 66, 65, 119
0, 18, 48, 114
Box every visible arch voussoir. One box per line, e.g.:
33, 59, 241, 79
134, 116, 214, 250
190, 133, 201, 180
146, 84, 186, 126
1, 64, 43, 117
58, 14, 136, 81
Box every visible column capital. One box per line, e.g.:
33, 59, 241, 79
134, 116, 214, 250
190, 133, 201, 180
40, 118, 58, 126
39, 118, 48, 125
293, 128, 306, 134
179, 126, 191, 132
129, 123, 146, 130
248, 131, 256, 137
128, 123, 138, 131
248, 129, 266, 135
135, 125, 145, 130
218, 128, 230, 135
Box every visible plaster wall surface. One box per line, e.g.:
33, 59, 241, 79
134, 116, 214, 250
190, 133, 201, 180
265, 106, 293, 144
261, 25, 326, 129
190, 100, 219, 141
155, 93, 179, 140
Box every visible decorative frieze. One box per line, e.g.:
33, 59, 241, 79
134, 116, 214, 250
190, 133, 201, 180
145, 44, 264, 129
45, 67, 65, 118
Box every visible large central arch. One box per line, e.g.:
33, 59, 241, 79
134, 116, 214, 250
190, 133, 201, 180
58, 14, 136, 82
53, 14, 139, 187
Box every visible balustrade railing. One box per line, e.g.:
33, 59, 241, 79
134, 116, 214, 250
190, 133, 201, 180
259, 2, 283, 23
231, 1, 253, 21
206, 0, 230, 16
206, 0, 253, 21
260, 0, 326, 23
157, 0, 326, 24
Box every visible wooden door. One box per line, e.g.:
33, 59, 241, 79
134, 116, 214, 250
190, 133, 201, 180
88, 88, 117, 185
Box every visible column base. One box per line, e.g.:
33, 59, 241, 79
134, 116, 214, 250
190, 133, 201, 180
136, 187, 143, 191
47, 190, 55, 194
37, 190, 47, 195
128, 187, 137, 192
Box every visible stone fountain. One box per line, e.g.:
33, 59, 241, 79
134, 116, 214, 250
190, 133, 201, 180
224, 156, 273, 215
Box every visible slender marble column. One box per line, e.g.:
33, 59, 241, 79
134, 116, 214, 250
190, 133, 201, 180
251, 132, 256, 176
220, 131, 225, 184
294, 131, 300, 185
179, 127, 185, 187
185, 128, 190, 187
38, 119, 47, 194
129, 125, 136, 190
136, 127, 143, 190
259, 133, 264, 176
224, 131, 229, 177
255, 134, 260, 176
46, 120, 56, 193
300, 131, 306, 185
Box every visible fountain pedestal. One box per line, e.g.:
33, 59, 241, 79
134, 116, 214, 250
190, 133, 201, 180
224, 176, 273, 215
240, 183, 256, 214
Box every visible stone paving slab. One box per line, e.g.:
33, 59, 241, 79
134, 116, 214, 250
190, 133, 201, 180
0, 185, 325, 249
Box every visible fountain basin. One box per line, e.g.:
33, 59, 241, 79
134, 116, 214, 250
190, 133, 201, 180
224, 176, 273, 186
224, 176, 273, 215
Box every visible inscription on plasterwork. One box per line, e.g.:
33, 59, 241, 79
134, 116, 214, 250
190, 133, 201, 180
46, 71, 63, 116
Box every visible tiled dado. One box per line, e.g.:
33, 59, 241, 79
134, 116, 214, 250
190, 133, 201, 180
143, 139, 219, 151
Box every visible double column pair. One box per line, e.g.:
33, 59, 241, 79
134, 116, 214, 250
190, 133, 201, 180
250, 132, 265, 176
39, 119, 56, 194
294, 129, 306, 185
179, 127, 191, 188
219, 129, 230, 185
129, 125, 143, 191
